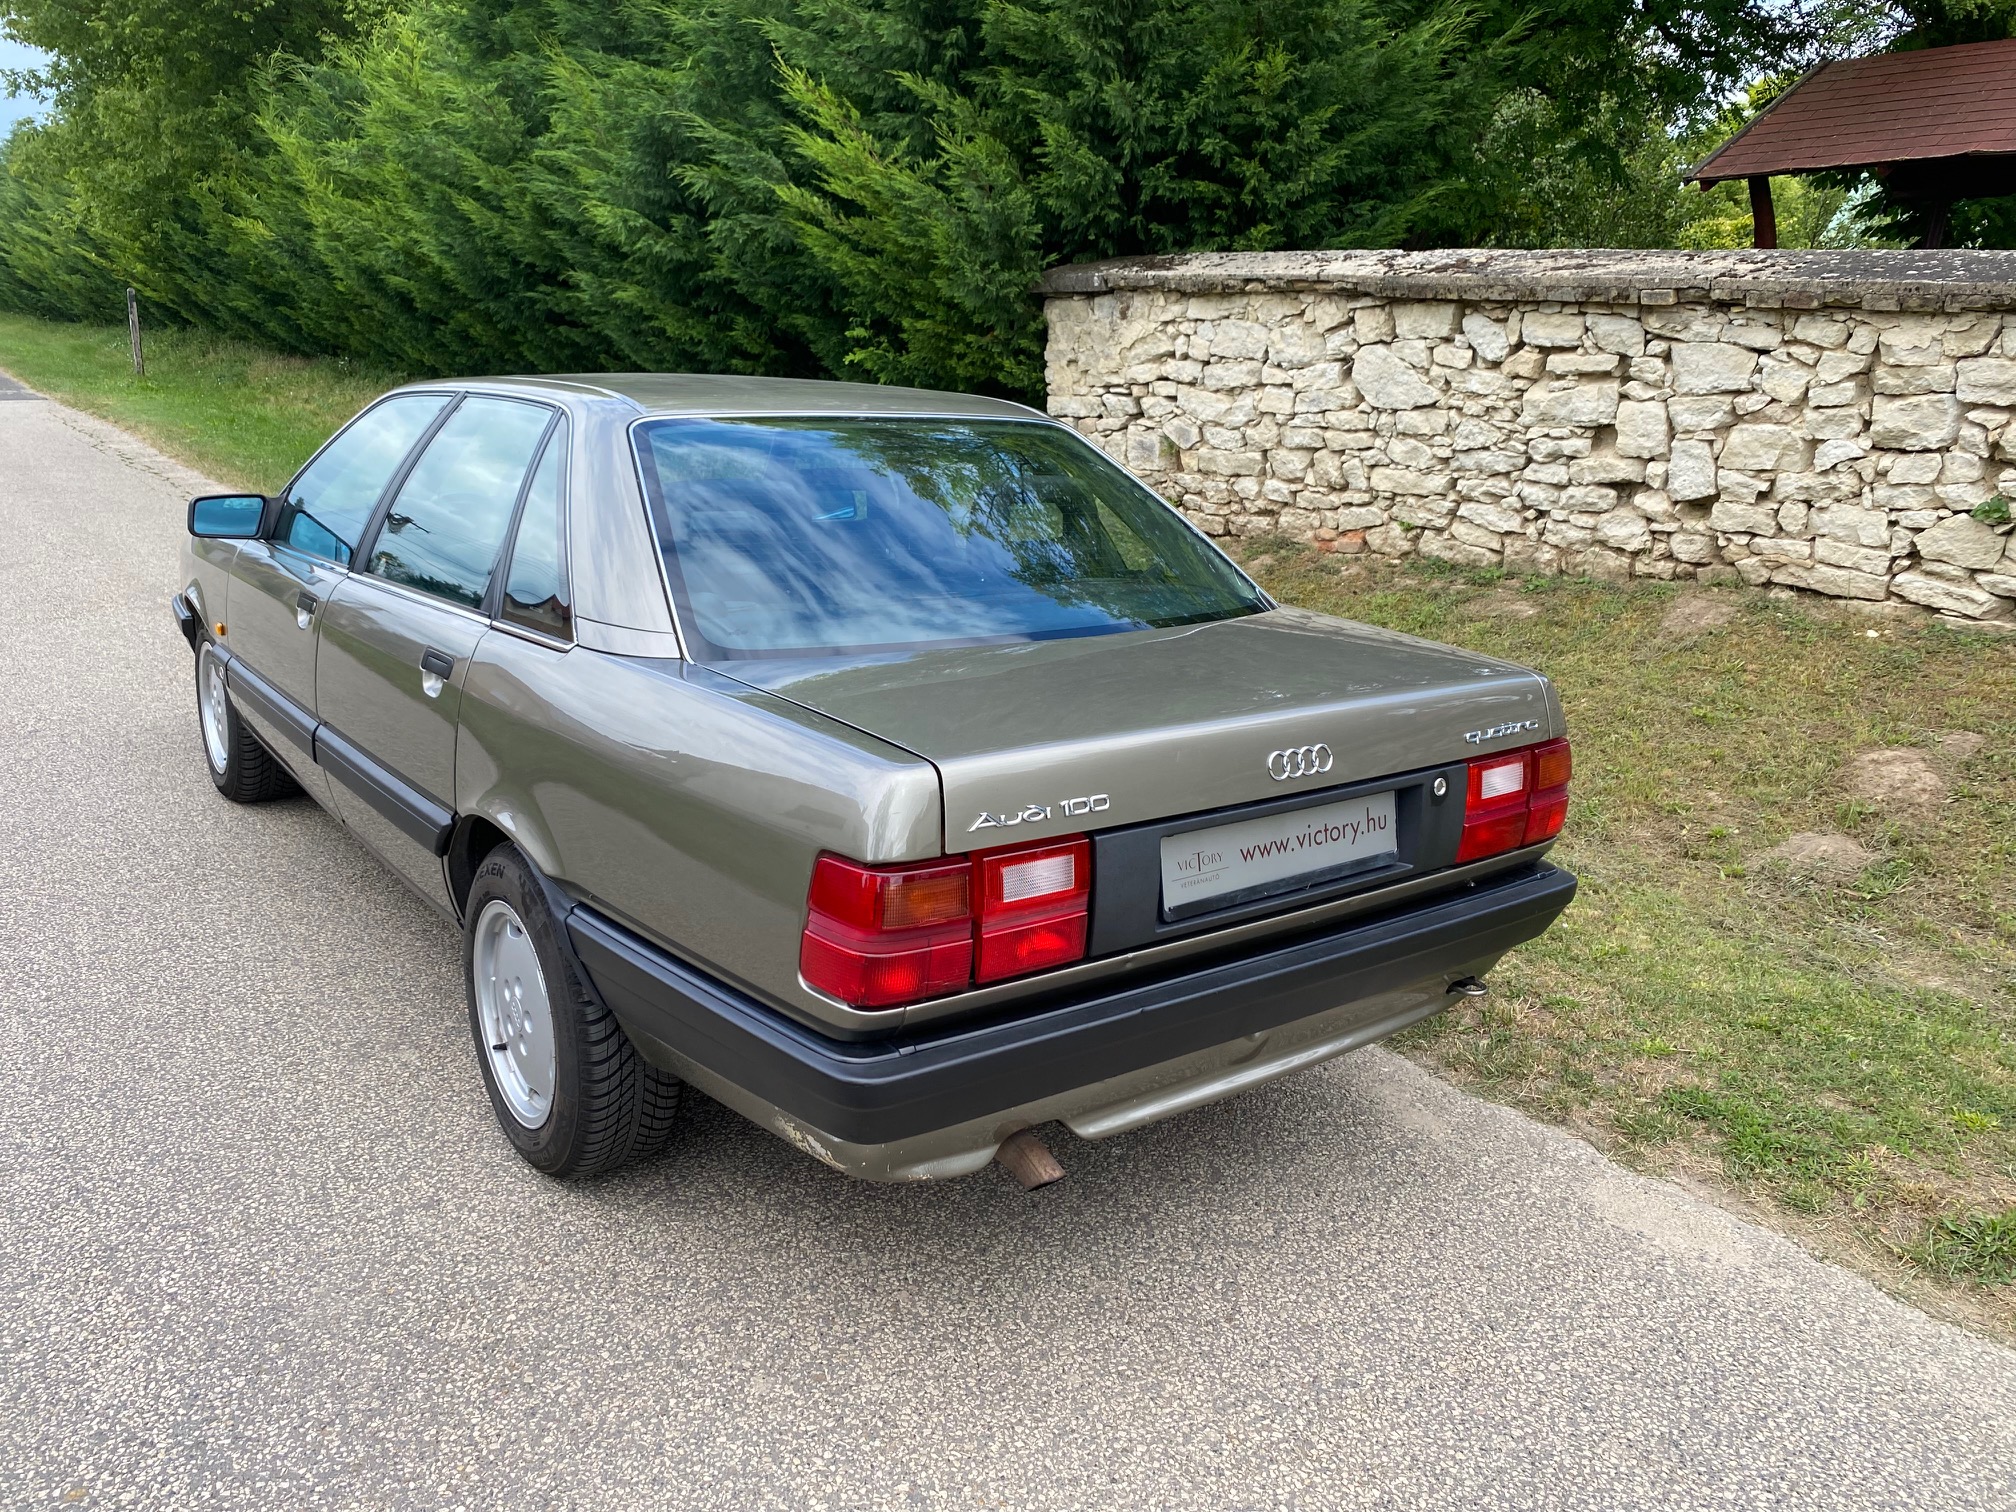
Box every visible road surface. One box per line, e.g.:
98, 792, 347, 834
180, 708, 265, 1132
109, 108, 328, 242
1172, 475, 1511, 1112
1, 384, 2012, 1510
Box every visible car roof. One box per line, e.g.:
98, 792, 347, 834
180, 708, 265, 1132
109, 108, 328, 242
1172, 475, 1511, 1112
401, 373, 1050, 422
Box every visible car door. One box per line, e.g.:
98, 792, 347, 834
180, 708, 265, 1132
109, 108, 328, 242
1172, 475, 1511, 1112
314, 394, 561, 910
223, 393, 451, 783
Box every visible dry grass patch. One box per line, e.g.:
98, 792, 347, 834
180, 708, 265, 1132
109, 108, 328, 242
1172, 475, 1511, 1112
1245, 544, 2016, 1338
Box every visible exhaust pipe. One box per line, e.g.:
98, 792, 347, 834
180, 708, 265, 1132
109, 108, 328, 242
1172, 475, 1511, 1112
1448, 976, 1488, 997
995, 1129, 1066, 1190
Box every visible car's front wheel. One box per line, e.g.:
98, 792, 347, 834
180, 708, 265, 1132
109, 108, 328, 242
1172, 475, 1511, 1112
464, 844, 682, 1178
196, 643, 299, 803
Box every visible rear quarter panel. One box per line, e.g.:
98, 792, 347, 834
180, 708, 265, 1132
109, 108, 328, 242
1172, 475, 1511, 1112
454, 636, 943, 1030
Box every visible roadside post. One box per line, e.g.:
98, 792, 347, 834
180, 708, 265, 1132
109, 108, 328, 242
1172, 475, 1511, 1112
126, 286, 144, 377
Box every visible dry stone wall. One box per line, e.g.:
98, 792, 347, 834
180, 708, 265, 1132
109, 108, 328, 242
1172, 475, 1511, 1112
1041, 250, 2016, 621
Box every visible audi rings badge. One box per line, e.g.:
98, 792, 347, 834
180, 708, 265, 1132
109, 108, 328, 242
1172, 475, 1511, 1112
1266, 744, 1334, 781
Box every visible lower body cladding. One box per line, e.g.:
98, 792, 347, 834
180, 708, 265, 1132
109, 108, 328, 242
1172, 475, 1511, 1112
569, 862, 1577, 1181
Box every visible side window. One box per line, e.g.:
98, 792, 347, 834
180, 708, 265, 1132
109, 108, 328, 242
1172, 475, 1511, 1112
501, 420, 572, 640
274, 395, 447, 565
368, 397, 555, 610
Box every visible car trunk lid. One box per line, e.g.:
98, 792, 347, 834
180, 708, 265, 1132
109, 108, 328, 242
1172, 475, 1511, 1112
713, 608, 1557, 853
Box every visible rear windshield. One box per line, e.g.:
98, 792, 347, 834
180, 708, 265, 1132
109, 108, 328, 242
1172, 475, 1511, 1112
632, 417, 1267, 658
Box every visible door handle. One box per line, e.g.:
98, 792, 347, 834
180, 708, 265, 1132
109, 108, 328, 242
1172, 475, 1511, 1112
295, 590, 319, 630
419, 647, 454, 699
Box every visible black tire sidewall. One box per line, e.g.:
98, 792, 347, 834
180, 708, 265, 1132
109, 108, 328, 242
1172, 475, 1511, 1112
463, 846, 596, 1174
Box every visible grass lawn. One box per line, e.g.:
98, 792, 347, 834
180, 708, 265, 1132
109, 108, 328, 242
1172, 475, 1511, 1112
1242, 543, 2016, 1338
0, 313, 398, 492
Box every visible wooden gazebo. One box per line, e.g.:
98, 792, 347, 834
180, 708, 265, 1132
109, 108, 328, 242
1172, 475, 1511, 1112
1688, 40, 2016, 248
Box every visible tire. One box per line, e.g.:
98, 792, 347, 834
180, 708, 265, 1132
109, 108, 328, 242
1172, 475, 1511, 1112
196, 643, 299, 803
464, 843, 682, 1178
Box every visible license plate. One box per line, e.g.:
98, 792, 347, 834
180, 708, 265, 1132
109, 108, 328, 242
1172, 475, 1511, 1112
1159, 791, 1398, 917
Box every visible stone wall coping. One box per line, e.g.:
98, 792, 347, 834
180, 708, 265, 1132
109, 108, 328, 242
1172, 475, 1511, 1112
1040, 249, 2016, 312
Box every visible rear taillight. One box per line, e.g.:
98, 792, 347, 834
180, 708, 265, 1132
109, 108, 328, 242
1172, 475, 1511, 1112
801, 838, 1092, 1008
1455, 736, 1572, 864
975, 838, 1090, 984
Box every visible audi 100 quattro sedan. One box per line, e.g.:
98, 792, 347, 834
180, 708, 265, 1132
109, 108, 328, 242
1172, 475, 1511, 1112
174, 375, 1576, 1181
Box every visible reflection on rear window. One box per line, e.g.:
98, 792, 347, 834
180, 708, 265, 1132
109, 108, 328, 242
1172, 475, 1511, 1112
632, 418, 1266, 658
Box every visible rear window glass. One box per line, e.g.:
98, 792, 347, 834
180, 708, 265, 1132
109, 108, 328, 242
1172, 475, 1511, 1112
632, 418, 1266, 659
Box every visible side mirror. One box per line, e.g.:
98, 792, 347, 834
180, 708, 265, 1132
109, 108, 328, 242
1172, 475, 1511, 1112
188, 494, 268, 539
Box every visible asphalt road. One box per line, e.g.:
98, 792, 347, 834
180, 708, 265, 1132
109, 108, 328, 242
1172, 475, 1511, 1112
3, 387, 2014, 1512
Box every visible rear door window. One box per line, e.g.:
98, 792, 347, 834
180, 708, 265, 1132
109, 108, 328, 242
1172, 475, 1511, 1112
500, 419, 571, 639
367, 397, 556, 610
273, 394, 448, 565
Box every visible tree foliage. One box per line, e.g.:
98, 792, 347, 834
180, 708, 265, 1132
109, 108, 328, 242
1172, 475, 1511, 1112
1, 0, 1799, 394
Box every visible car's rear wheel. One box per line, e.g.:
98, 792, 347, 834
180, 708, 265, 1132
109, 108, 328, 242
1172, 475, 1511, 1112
196, 643, 299, 803
464, 844, 682, 1178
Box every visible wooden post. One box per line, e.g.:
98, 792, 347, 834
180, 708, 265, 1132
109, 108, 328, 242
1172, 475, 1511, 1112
1748, 177, 1778, 250
125, 287, 144, 377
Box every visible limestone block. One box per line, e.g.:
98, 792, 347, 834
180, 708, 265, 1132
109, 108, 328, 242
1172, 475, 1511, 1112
1267, 323, 1330, 369
1396, 408, 1450, 436
1814, 537, 1894, 575
1519, 380, 1621, 426
1124, 430, 1178, 471
1569, 546, 1635, 580
1546, 353, 1623, 375
1878, 324, 1945, 366
1433, 346, 1474, 370
1775, 564, 1891, 600
1792, 315, 1849, 349
1759, 353, 1811, 404
1915, 513, 2009, 569
1333, 505, 1385, 530
1815, 350, 1872, 383
1501, 349, 1546, 380
1812, 439, 1865, 470
1746, 535, 1812, 563
1807, 380, 1866, 409
1719, 424, 1809, 474
1670, 343, 1760, 394
1194, 449, 1264, 476
1644, 309, 1726, 343
1668, 531, 1717, 564
1523, 462, 1571, 486
1450, 416, 1505, 449
1281, 425, 1326, 449
1614, 400, 1670, 459
1419, 531, 1500, 567
1387, 436, 1438, 470
1943, 451, 1986, 482
1874, 483, 1938, 511
1806, 407, 1866, 440
1451, 449, 1525, 475
1724, 320, 1782, 351
1163, 417, 1201, 450
1595, 512, 1652, 551
1945, 318, 2003, 358
1562, 484, 1620, 512
1668, 439, 1718, 501
1628, 357, 1667, 384
1771, 472, 1861, 503
1710, 498, 1778, 534
1570, 450, 1646, 484
1869, 393, 1961, 450
1977, 573, 2016, 597
1541, 517, 1593, 548
1353, 306, 1396, 344
1393, 497, 1458, 527
1457, 499, 1524, 534
1352, 345, 1439, 409
1269, 449, 1314, 481
1874, 363, 1956, 395
1393, 301, 1460, 339
1848, 325, 1880, 355
1207, 321, 1271, 361
1939, 478, 1995, 508
1201, 360, 1263, 392
1311, 453, 1368, 491
1588, 315, 1646, 356
1892, 571, 2005, 617
1504, 538, 1564, 574
1460, 313, 1509, 364
1522, 312, 1586, 347
1369, 466, 1452, 495
1528, 437, 1592, 461
1956, 357, 2016, 406
1668, 395, 1737, 432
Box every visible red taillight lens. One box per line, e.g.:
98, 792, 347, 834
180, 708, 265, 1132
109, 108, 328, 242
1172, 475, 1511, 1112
975, 838, 1090, 984
800, 855, 974, 1008
800, 838, 1092, 1007
1457, 736, 1571, 863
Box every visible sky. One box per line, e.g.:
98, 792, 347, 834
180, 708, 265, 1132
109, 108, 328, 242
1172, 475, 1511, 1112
1, 36, 48, 132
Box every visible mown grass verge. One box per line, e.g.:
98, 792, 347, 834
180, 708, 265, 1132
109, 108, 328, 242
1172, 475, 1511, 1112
0, 314, 398, 492
1244, 542, 2016, 1339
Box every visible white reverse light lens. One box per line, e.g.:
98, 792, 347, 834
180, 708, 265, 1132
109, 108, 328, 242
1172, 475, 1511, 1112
1479, 760, 1527, 802
1000, 853, 1075, 903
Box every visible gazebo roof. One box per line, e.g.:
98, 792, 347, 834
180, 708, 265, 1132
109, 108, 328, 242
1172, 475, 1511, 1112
1690, 39, 2016, 184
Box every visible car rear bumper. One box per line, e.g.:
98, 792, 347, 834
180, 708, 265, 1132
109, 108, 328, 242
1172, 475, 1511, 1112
568, 861, 1575, 1179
